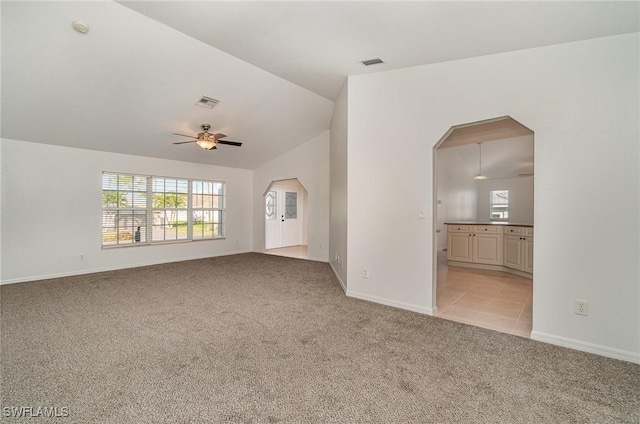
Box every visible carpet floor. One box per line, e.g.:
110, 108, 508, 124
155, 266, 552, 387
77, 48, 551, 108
1, 253, 638, 423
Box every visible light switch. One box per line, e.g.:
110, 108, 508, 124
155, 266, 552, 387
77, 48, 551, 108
418, 207, 426, 219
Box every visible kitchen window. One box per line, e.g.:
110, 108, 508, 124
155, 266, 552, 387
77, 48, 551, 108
102, 172, 225, 247
490, 189, 509, 221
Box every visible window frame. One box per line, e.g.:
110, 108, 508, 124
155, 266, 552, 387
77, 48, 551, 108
489, 189, 509, 222
102, 172, 226, 248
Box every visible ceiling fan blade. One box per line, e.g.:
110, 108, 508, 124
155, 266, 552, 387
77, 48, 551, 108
216, 140, 243, 146
213, 133, 227, 139
172, 133, 197, 139
172, 140, 197, 145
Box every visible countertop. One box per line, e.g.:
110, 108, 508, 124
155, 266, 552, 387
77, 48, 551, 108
445, 222, 533, 227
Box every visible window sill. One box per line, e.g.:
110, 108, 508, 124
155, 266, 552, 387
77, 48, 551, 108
102, 237, 226, 249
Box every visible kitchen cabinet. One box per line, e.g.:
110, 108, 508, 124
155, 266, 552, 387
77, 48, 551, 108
447, 225, 502, 266
503, 227, 533, 273
446, 223, 533, 276
446, 225, 472, 262
473, 230, 503, 265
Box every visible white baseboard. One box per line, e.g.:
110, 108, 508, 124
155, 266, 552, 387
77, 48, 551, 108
530, 330, 640, 364
346, 289, 436, 316
307, 256, 329, 263
0, 250, 252, 285
329, 262, 347, 293
256, 250, 328, 264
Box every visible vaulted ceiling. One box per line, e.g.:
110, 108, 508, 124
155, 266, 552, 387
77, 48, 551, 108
2, 1, 638, 170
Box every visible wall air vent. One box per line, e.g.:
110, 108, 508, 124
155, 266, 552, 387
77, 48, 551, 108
195, 96, 220, 109
361, 58, 384, 66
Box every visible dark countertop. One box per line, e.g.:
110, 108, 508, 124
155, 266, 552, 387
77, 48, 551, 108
445, 222, 533, 227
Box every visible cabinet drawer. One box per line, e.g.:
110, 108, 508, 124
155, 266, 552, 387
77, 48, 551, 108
524, 227, 534, 237
504, 226, 524, 236
448, 225, 470, 233
474, 225, 502, 234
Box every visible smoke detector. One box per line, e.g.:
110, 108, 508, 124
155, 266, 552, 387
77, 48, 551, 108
195, 96, 220, 109
72, 20, 89, 34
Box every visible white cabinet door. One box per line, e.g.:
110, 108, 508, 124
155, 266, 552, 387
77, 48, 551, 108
504, 234, 524, 270
503, 231, 533, 274
524, 237, 534, 273
472, 233, 502, 265
447, 232, 472, 262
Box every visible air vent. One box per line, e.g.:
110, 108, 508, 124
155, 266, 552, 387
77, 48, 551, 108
195, 96, 220, 109
361, 58, 384, 66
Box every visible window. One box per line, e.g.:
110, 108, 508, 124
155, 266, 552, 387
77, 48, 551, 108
102, 172, 225, 247
285, 192, 297, 219
191, 180, 224, 239
265, 191, 276, 220
490, 189, 509, 221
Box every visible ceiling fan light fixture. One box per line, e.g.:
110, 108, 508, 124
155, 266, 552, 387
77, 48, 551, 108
196, 137, 216, 150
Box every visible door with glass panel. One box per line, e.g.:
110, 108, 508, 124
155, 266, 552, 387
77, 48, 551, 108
265, 187, 302, 249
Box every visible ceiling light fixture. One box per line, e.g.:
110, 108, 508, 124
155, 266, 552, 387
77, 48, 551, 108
195, 124, 217, 150
196, 137, 216, 150
474, 142, 488, 180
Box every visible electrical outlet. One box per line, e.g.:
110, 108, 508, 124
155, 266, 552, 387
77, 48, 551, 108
80, 254, 85, 261
320, 244, 323, 251
362, 267, 369, 279
575, 300, 588, 316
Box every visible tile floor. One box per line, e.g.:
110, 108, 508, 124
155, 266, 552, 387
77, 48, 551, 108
263, 245, 309, 260
436, 251, 533, 338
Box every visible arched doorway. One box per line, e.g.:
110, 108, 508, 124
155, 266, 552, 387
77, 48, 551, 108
263, 178, 309, 259
432, 116, 535, 338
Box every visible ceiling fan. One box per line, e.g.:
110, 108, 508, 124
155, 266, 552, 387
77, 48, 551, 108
173, 123, 242, 150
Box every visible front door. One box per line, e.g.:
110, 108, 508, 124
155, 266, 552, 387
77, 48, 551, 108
280, 189, 301, 247
265, 187, 302, 249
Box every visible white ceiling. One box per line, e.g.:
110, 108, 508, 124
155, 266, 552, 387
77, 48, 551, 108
439, 117, 534, 179
440, 117, 533, 149
2, 1, 638, 170
442, 136, 535, 180
1, 1, 334, 170
119, 1, 639, 100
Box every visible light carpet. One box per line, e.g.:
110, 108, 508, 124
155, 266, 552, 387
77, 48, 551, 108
1, 253, 638, 423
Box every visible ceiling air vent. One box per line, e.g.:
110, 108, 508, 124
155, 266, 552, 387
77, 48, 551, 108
361, 58, 384, 66
195, 96, 220, 109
